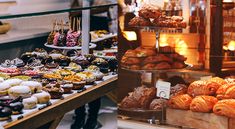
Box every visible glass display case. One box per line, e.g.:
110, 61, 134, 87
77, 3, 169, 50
118, 0, 235, 128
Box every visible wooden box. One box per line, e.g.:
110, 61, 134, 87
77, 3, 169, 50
166, 108, 235, 129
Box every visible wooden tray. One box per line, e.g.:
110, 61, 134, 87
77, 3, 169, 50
166, 108, 235, 129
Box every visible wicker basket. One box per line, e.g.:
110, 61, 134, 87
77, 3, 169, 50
0, 23, 11, 34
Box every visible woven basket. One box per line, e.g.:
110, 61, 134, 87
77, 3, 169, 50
0, 23, 11, 34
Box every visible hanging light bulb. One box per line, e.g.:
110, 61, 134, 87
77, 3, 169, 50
228, 40, 235, 51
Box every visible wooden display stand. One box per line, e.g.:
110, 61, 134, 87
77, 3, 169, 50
166, 108, 235, 129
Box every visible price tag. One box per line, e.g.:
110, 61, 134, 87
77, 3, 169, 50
200, 76, 212, 81
156, 80, 171, 99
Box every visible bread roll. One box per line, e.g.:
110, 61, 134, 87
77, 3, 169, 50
33, 92, 51, 104
213, 99, 235, 118
23, 96, 38, 109
8, 86, 31, 99
190, 96, 218, 113
187, 80, 221, 97
167, 94, 192, 110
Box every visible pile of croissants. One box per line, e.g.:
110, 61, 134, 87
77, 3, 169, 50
168, 77, 235, 118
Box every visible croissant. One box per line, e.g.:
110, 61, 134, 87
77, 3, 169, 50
209, 77, 227, 85
119, 96, 140, 109
167, 94, 192, 110
213, 99, 235, 118
190, 96, 218, 113
187, 80, 221, 97
216, 83, 235, 100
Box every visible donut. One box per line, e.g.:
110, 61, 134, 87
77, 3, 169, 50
4, 79, 23, 87
32, 92, 51, 104
23, 96, 38, 109
0, 82, 11, 96
20, 81, 42, 93
8, 86, 31, 99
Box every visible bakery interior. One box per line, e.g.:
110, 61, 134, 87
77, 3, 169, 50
118, 0, 235, 128
0, 0, 118, 129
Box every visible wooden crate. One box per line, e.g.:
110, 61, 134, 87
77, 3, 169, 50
166, 108, 235, 129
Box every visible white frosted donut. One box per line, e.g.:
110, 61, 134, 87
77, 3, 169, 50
8, 85, 31, 99
23, 96, 38, 109
4, 79, 23, 86
0, 82, 11, 96
20, 81, 42, 93
0, 77, 4, 83
32, 92, 51, 104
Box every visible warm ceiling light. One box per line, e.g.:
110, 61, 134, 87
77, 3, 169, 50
223, 0, 235, 10
223, 0, 233, 3
122, 31, 137, 41
228, 40, 235, 51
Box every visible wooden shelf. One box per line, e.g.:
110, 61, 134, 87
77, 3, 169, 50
3, 74, 117, 129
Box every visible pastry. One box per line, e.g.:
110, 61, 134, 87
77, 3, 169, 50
0, 82, 11, 96
143, 54, 172, 64
107, 58, 118, 72
190, 96, 218, 113
32, 48, 48, 58
10, 58, 25, 68
213, 99, 235, 118
77, 72, 96, 85
124, 58, 141, 65
131, 87, 156, 109
128, 16, 152, 26
170, 53, 187, 62
155, 62, 171, 70
138, 4, 161, 19
0, 106, 12, 121
32, 92, 51, 104
61, 83, 73, 94
43, 83, 64, 99
172, 62, 185, 69
0, 68, 21, 76
23, 70, 40, 77
167, 94, 192, 110
56, 69, 74, 76
92, 71, 104, 81
119, 96, 140, 109
142, 63, 155, 70
64, 75, 85, 90
187, 80, 221, 97
66, 30, 80, 47
55, 56, 71, 66
86, 65, 100, 72
170, 84, 188, 97
47, 31, 56, 45
23, 96, 38, 109
9, 102, 24, 115
3, 79, 23, 87
124, 50, 137, 58
8, 86, 31, 99
20, 52, 37, 64
149, 99, 167, 110
20, 81, 42, 93
45, 62, 59, 69
209, 77, 227, 86
43, 73, 62, 80
130, 65, 141, 70
0, 77, 4, 83
64, 62, 82, 72
73, 56, 90, 69
26, 58, 43, 68
84, 54, 96, 63
216, 83, 235, 100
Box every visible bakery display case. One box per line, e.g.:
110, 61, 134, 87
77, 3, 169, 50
118, 0, 235, 129
0, 1, 118, 129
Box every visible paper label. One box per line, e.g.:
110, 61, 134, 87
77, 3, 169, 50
200, 76, 212, 81
156, 80, 171, 99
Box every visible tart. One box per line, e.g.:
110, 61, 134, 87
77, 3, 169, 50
64, 75, 85, 90
43, 73, 62, 80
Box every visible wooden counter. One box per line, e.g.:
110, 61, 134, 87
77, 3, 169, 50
2, 75, 117, 129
